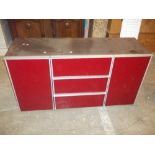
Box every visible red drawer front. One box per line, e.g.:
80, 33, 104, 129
54, 78, 108, 93
55, 95, 104, 109
52, 58, 111, 76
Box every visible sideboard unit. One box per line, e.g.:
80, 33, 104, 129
4, 38, 152, 111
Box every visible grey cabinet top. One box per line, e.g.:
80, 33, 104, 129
5, 38, 152, 58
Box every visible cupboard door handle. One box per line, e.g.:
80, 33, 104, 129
26, 23, 31, 29
65, 22, 69, 27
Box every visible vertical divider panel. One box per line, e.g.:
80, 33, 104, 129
50, 57, 56, 110
103, 56, 115, 106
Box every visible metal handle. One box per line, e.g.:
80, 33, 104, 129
65, 22, 69, 26
26, 23, 31, 29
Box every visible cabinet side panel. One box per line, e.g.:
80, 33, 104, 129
106, 57, 150, 106
7, 59, 52, 111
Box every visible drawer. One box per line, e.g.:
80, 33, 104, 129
52, 58, 111, 76
55, 95, 104, 109
54, 78, 108, 93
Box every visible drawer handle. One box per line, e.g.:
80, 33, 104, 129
26, 23, 31, 29
65, 22, 69, 27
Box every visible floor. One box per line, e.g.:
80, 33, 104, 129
0, 55, 155, 135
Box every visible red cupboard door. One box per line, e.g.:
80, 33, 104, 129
106, 57, 151, 106
54, 78, 108, 93
52, 58, 111, 76
7, 59, 53, 111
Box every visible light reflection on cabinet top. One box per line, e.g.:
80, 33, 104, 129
5, 38, 152, 58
